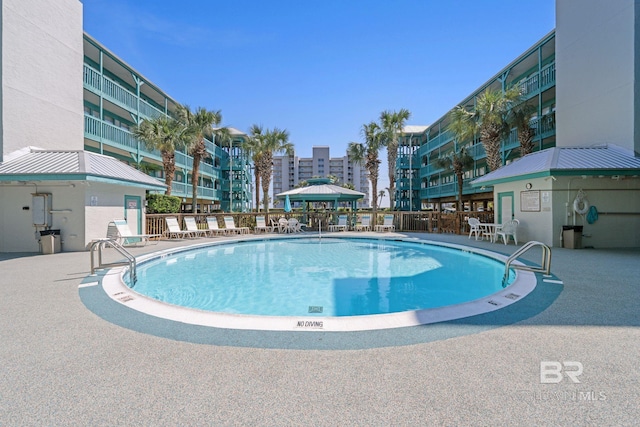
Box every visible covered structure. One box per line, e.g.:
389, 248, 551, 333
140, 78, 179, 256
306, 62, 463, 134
275, 178, 365, 212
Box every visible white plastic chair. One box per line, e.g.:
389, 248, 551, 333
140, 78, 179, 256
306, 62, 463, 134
108, 219, 160, 246
254, 216, 273, 234
328, 215, 348, 232
467, 218, 482, 240
224, 216, 250, 234
165, 217, 195, 239
183, 217, 206, 237
355, 215, 371, 231
375, 215, 395, 232
495, 219, 520, 245
205, 217, 227, 236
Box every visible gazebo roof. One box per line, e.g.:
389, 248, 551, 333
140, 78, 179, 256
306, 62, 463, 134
276, 178, 365, 202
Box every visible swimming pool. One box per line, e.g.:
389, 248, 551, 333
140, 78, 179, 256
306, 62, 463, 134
102, 236, 536, 331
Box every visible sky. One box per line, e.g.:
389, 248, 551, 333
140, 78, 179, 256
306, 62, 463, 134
81, 0, 555, 206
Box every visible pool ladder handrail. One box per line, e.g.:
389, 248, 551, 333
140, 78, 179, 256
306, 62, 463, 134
90, 238, 137, 285
502, 240, 552, 286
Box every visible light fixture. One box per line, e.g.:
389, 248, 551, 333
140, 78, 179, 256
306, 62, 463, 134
525, 183, 532, 190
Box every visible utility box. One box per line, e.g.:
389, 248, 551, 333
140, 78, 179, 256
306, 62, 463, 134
562, 225, 583, 249
40, 230, 61, 254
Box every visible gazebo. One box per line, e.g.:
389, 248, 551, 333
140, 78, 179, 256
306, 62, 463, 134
275, 178, 365, 212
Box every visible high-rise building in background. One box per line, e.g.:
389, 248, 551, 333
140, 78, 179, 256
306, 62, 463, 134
273, 146, 370, 208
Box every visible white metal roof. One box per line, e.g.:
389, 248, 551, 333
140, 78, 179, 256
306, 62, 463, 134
0, 148, 166, 190
277, 184, 365, 198
402, 125, 429, 134
472, 144, 640, 185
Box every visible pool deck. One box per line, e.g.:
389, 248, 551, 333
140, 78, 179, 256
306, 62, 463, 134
1, 231, 638, 425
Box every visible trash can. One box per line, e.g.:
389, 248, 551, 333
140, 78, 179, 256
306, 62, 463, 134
562, 225, 583, 249
40, 229, 61, 254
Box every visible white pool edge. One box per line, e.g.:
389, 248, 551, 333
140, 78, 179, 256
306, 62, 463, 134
99, 235, 537, 332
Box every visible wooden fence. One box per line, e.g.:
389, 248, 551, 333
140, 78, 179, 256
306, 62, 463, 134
145, 211, 495, 238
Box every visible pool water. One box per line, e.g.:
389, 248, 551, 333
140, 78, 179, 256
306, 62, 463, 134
130, 238, 514, 317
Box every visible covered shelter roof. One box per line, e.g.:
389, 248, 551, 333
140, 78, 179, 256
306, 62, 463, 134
0, 147, 167, 190
275, 178, 365, 207
471, 144, 640, 186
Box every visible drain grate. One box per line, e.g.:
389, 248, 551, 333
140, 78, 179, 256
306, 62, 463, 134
308, 306, 323, 313
504, 293, 520, 300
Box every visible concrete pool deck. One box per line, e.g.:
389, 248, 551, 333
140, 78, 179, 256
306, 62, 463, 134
1, 231, 638, 425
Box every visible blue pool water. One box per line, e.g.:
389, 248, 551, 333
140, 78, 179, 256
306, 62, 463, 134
129, 238, 514, 317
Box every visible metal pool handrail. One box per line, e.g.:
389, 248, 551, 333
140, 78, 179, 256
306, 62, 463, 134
90, 238, 137, 285
502, 241, 552, 287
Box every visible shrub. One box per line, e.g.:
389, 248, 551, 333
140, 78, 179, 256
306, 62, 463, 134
146, 194, 181, 213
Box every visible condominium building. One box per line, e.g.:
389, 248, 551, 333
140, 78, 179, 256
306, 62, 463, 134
394, 31, 556, 211
83, 34, 253, 214
273, 146, 370, 208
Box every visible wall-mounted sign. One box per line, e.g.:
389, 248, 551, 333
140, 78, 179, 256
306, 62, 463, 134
520, 190, 541, 212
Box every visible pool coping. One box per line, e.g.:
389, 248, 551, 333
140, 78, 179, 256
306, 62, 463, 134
97, 235, 539, 332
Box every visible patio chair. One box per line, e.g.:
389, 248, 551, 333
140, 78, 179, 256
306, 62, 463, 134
495, 219, 520, 245
375, 214, 395, 232
355, 215, 371, 231
278, 218, 289, 233
107, 219, 160, 246
328, 215, 348, 232
254, 216, 273, 234
224, 216, 250, 234
183, 217, 206, 238
165, 217, 196, 239
287, 218, 303, 233
467, 217, 482, 240
205, 217, 227, 236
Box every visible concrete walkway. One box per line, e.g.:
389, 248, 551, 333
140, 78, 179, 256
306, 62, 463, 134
1, 232, 638, 425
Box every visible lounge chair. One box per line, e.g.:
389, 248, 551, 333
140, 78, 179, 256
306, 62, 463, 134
328, 215, 348, 232
107, 219, 160, 246
205, 217, 227, 236
224, 216, 250, 235
355, 215, 371, 231
183, 217, 206, 238
375, 214, 395, 232
164, 217, 195, 239
495, 219, 520, 245
467, 217, 482, 240
254, 216, 273, 234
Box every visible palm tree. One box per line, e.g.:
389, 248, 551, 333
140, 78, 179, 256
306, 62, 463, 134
508, 101, 537, 157
249, 127, 293, 213
348, 121, 384, 218
378, 190, 386, 209
380, 108, 411, 209
474, 87, 519, 171
131, 115, 190, 196
176, 105, 222, 213
242, 125, 265, 210
436, 106, 476, 211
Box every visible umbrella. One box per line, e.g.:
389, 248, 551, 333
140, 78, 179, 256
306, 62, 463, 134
284, 194, 292, 212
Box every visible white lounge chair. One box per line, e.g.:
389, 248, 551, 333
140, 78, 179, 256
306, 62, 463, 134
165, 217, 195, 239
328, 215, 348, 232
254, 216, 273, 234
107, 219, 160, 246
355, 215, 371, 231
375, 214, 395, 232
205, 217, 227, 236
183, 217, 206, 238
467, 217, 482, 240
224, 216, 250, 234
495, 219, 520, 245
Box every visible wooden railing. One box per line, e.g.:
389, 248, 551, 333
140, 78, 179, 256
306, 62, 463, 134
145, 211, 496, 238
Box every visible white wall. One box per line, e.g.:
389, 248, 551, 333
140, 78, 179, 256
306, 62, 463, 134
493, 176, 640, 248
555, 0, 636, 150
1, 0, 84, 160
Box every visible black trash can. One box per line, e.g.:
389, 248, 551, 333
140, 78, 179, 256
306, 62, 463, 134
562, 225, 583, 249
40, 229, 61, 254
